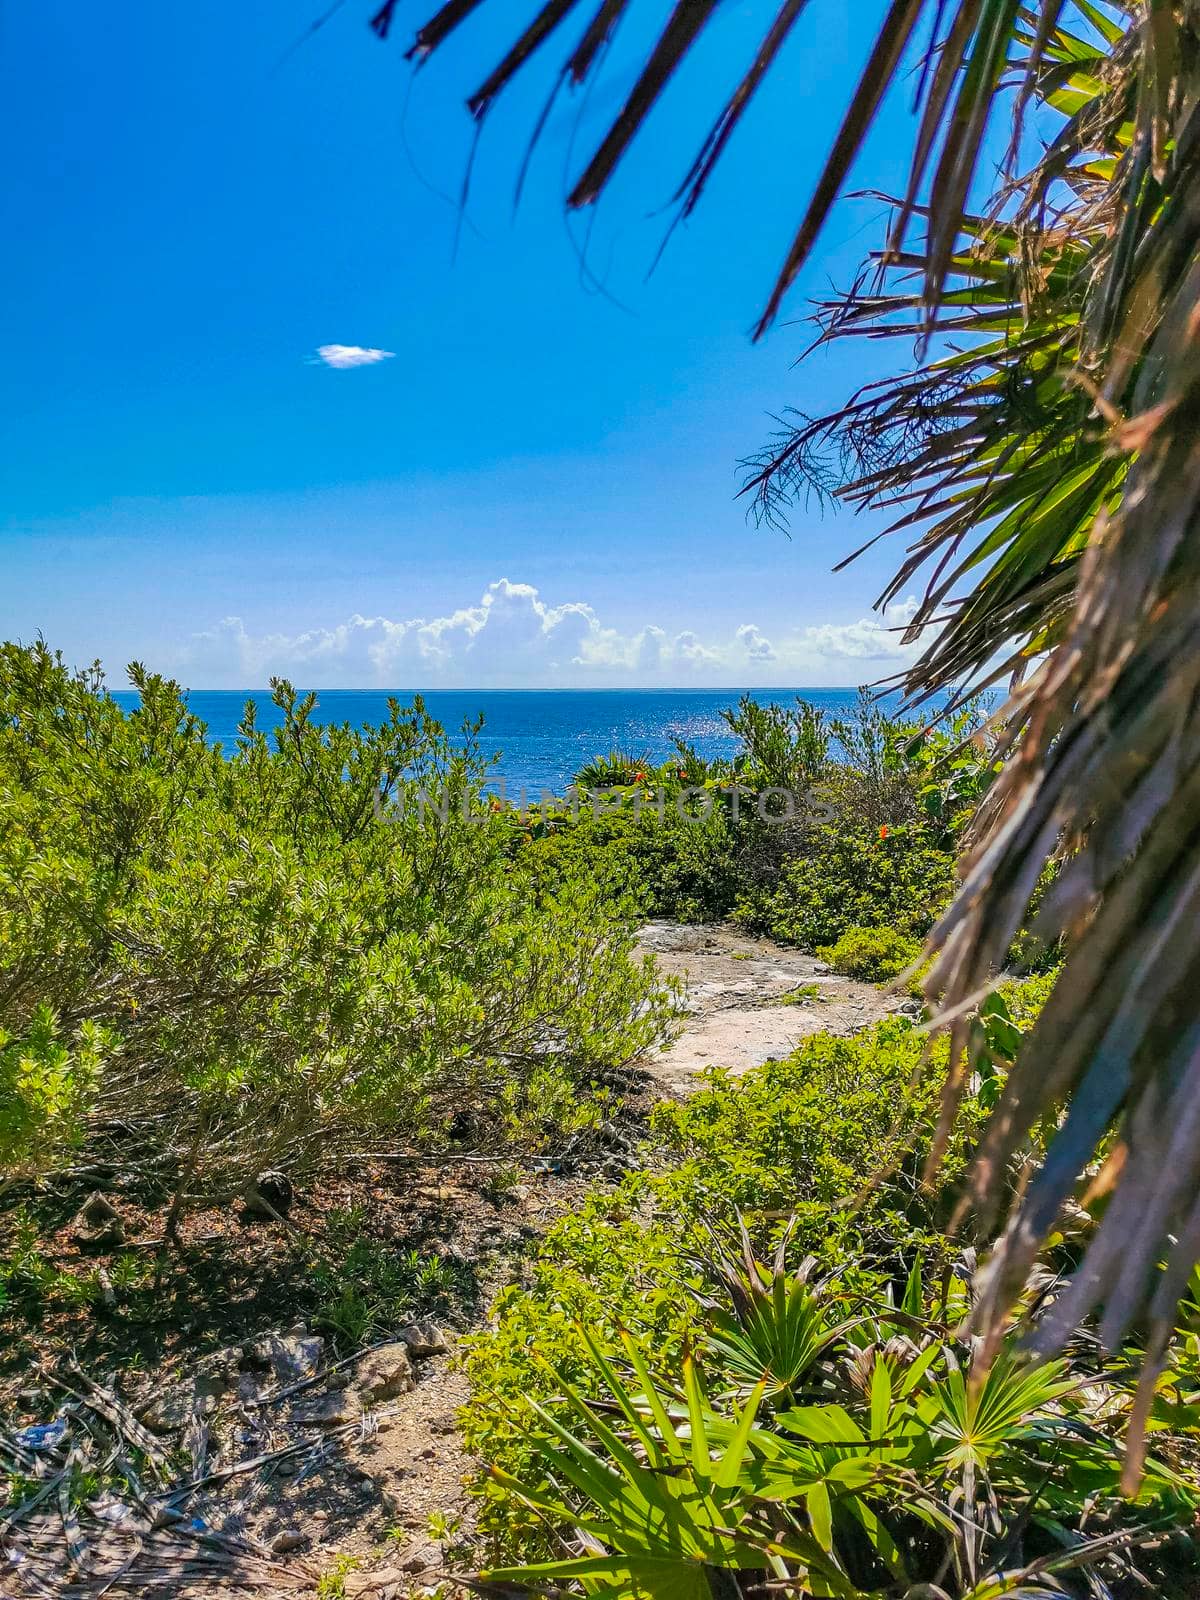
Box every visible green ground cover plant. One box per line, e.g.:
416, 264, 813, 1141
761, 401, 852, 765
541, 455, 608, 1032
460, 1013, 993, 1550
817, 927, 923, 984
460, 987, 1200, 1598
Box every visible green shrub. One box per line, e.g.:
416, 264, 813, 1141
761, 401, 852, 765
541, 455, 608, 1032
739, 824, 957, 950
573, 749, 654, 789
816, 924, 921, 982
481, 1276, 1200, 1600
0, 642, 678, 1212
0, 1008, 108, 1181
514, 801, 742, 924
514, 693, 977, 938
459, 1015, 986, 1555
460, 975, 1200, 1595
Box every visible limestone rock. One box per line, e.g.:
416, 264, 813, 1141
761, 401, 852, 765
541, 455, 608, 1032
289, 1391, 354, 1426
354, 1342, 415, 1403
137, 1345, 244, 1431
252, 1330, 324, 1385
397, 1319, 449, 1358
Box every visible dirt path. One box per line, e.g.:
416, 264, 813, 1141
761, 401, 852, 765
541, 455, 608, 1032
266, 924, 904, 1591
309, 924, 906, 1587
636, 920, 907, 1095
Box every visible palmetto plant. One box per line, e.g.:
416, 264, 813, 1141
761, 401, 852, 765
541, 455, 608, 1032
482, 1325, 787, 1600
374, 0, 1200, 1446
574, 750, 655, 790
694, 1224, 863, 1404
481, 1284, 1193, 1599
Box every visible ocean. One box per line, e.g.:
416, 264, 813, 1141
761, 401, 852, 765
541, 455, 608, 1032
110, 687, 886, 798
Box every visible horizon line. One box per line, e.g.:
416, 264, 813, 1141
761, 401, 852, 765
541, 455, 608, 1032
109, 683, 876, 696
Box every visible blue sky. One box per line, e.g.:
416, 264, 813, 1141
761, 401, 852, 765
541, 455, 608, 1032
2, 1, 937, 688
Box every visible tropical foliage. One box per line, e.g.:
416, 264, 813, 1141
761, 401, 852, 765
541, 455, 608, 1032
381, 0, 1200, 1411
0, 641, 676, 1216
461, 998, 1200, 1598
514, 692, 984, 937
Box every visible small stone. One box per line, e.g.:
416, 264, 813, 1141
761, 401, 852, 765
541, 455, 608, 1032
71, 1191, 125, 1249
344, 1570, 407, 1598
397, 1320, 448, 1358
137, 1347, 242, 1431
242, 1170, 294, 1219
271, 1528, 307, 1554
236, 1371, 263, 1405
354, 1342, 415, 1403
510, 1185, 531, 1203
290, 1392, 354, 1426
252, 1331, 324, 1385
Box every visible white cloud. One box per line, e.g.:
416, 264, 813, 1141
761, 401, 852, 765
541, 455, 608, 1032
177, 580, 924, 688
799, 597, 920, 661
313, 344, 395, 370
735, 623, 776, 662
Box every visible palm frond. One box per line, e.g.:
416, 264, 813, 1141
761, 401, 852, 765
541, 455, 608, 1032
375, 0, 1127, 331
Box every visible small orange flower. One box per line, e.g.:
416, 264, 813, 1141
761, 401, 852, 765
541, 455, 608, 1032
879, 825, 889, 839
634, 771, 646, 783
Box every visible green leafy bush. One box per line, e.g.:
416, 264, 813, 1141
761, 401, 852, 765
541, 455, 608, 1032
0, 642, 678, 1214
0, 1008, 108, 1181
816, 925, 921, 983
521, 692, 977, 939
514, 800, 742, 924
459, 1015, 986, 1551
482, 1272, 1200, 1600
739, 824, 957, 950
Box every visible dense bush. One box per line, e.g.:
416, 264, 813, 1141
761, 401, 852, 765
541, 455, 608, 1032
738, 824, 958, 950
461, 990, 1200, 1597
816, 925, 922, 983
484, 1274, 1200, 1600
513, 692, 987, 946
0, 1009, 110, 1184
0, 643, 677, 1213
514, 802, 742, 925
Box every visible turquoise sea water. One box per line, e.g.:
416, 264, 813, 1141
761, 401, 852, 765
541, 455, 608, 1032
111, 687, 890, 798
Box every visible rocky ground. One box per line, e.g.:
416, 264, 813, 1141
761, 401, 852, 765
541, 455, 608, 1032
1, 922, 902, 1598
636, 919, 905, 1093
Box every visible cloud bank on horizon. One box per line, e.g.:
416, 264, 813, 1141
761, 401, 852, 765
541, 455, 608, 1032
178, 580, 921, 689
